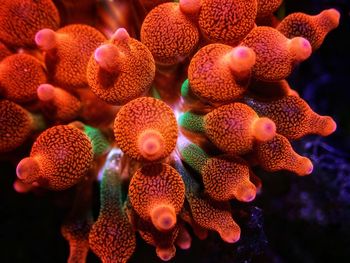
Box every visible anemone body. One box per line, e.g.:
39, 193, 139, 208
141, 2, 199, 65
16, 125, 93, 190
87, 29, 155, 105
0, 0, 60, 47
0, 54, 47, 103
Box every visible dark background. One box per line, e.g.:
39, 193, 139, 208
1, 0, 350, 262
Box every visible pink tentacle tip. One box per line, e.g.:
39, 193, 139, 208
322, 8, 341, 27
289, 37, 312, 61
252, 117, 277, 142
179, 0, 201, 16
156, 246, 176, 262
237, 183, 257, 202
16, 157, 40, 182
35, 28, 57, 50
37, 84, 55, 101
221, 229, 241, 243
94, 44, 120, 71
297, 157, 314, 176
111, 28, 130, 41
229, 46, 256, 74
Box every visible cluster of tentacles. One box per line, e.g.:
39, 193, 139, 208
0, 0, 340, 262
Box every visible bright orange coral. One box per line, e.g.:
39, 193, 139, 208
114, 97, 178, 161
0, 0, 60, 47
277, 9, 340, 50
16, 125, 93, 190
87, 28, 155, 105
37, 84, 81, 122
35, 24, 106, 88
254, 134, 314, 176
198, 0, 258, 45
0, 100, 39, 153
141, 2, 199, 65
241, 26, 312, 81
0, 54, 47, 103
244, 95, 336, 140
204, 108, 277, 150
188, 44, 256, 104
128, 163, 185, 231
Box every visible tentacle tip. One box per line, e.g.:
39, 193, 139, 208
297, 157, 314, 176
179, 0, 201, 16
229, 46, 256, 74
221, 229, 241, 243
156, 246, 176, 261
252, 117, 276, 142
178, 239, 191, 250
151, 205, 177, 231
16, 157, 40, 182
35, 28, 57, 50
324, 117, 337, 135
111, 28, 130, 41
37, 84, 55, 101
323, 8, 341, 27
289, 37, 312, 61
13, 180, 31, 193
94, 44, 120, 72
138, 130, 165, 161
237, 184, 257, 202
94, 44, 110, 64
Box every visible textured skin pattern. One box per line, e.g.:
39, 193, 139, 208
89, 169, 135, 263
141, 2, 199, 65
0, 42, 11, 61
0, 100, 33, 153
0, 54, 47, 103
201, 155, 252, 201
256, 0, 282, 18
40, 87, 81, 122
188, 44, 248, 103
189, 195, 241, 242
277, 10, 340, 50
114, 97, 178, 161
199, 0, 257, 45
242, 27, 295, 81
245, 95, 334, 140
128, 163, 185, 221
45, 24, 106, 88
0, 0, 60, 47
254, 134, 312, 176
87, 37, 155, 105
26, 125, 93, 190
204, 103, 258, 155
